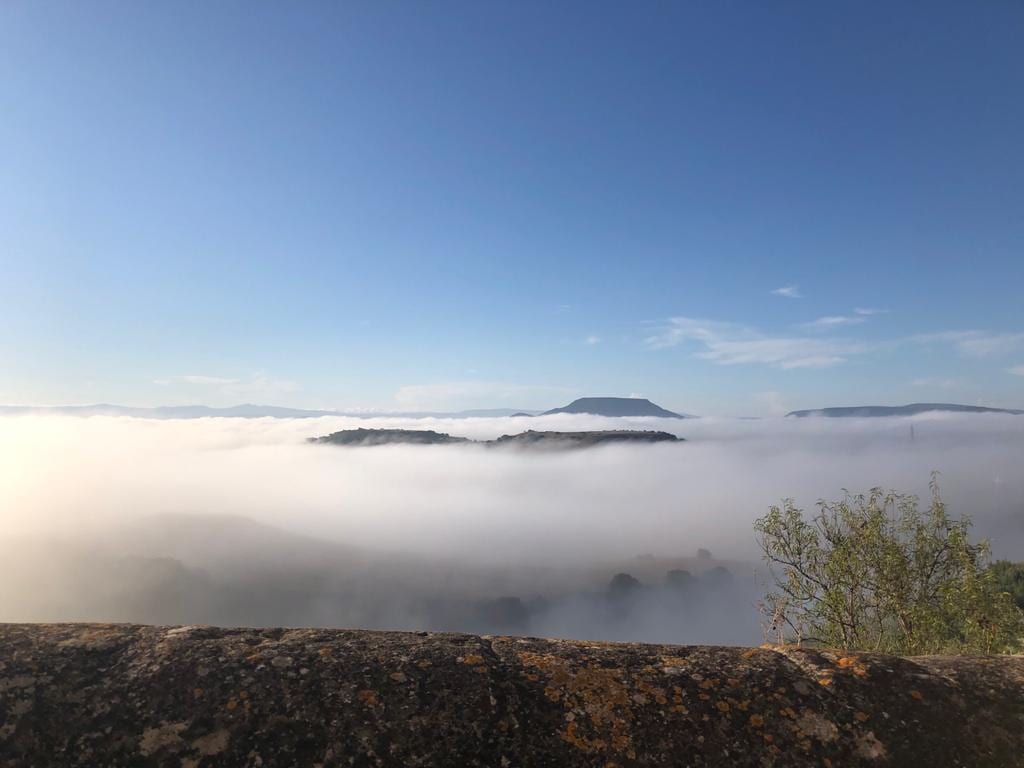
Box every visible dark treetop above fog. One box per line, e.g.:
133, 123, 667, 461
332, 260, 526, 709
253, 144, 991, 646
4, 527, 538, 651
309, 428, 682, 448
3, 623, 1023, 767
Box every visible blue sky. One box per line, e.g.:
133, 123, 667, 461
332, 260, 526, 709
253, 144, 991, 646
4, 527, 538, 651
2, 1, 1023, 415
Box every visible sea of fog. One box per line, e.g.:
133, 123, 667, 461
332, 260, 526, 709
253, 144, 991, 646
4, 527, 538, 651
1, 412, 1021, 645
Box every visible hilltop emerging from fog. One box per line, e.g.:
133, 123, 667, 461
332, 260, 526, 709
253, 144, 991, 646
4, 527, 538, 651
310, 428, 682, 449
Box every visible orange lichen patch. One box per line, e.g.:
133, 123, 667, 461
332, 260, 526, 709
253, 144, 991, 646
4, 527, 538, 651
909, 689, 923, 701
780, 706, 797, 719
698, 693, 711, 701
357, 689, 380, 708
389, 672, 407, 683
525, 673, 539, 682
818, 676, 833, 687
660, 655, 688, 668
520, 650, 635, 756
318, 647, 332, 658
636, 679, 667, 705
741, 648, 759, 659
854, 711, 869, 723
749, 714, 765, 727
226, 698, 238, 711
836, 656, 869, 678
417, 660, 432, 669
461, 654, 485, 665
245, 654, 262, 663
698, 678, 719, 690
762, 733, 774, 743
562, 721, 606, 752
714, 700, 731, 714
473, 666, 487, 674
193, 688, 204, 699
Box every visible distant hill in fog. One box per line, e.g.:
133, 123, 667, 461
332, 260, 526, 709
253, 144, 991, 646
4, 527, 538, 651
541, 397, 685, 418
787, 403, 1024, 418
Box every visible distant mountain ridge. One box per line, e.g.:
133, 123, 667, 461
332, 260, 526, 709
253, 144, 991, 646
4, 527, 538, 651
541, 397, 685, 418
788, 403, 1024, 418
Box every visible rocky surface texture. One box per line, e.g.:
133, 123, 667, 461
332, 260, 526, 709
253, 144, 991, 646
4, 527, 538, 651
1, 624, 1023, 767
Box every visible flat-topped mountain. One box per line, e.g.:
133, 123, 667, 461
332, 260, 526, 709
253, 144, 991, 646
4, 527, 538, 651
310, 428, 682, 448
788, 402, 1024, 418
541, 397, 684, 418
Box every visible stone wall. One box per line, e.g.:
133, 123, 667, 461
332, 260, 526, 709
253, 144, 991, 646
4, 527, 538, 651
2, 624, 1023, 766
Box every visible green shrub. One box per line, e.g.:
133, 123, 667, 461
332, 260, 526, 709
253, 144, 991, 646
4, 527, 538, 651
754, 475, 1024, 654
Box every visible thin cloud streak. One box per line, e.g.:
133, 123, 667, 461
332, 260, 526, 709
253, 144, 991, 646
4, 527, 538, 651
182, 375, 240, 385
801, 315, 867, 330
912, 331, 1024, 358
771, 285, 803, 299
645, 317, 868, 369
648, 315, 1024, 373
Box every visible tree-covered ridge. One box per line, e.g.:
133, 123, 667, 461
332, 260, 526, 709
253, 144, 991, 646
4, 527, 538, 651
310, 428, 682, 448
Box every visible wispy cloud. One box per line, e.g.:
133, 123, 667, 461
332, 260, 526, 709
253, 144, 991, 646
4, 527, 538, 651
1010, 365, 1024, 377
584, 335, 602, 345
854, 307, 889, 316
182, 375, 240, 385
752, 390, 787, 416
913, 331, 1024, 358
645, 317, 867, 369
800, 315, 867, 331
771, 285, 803, 299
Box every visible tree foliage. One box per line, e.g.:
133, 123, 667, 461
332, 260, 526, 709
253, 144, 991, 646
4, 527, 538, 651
754, 476, 1024, 654
990, 560, 1024, 610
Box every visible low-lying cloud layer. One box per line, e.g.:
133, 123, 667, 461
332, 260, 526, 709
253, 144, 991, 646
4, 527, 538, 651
1, 412, 1021, 644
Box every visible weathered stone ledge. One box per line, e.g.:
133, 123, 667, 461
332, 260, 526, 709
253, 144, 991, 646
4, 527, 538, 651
1, 624, 1022, 766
